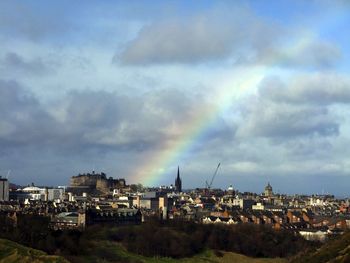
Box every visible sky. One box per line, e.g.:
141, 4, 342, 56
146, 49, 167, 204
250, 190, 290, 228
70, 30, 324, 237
0, 0, 350, 195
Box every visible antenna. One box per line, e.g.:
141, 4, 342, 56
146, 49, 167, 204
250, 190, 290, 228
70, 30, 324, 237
6, 170, 11, 179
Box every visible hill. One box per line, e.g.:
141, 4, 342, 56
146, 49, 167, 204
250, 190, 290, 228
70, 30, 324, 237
0, 238, 68, 263
66, 240, 287, 263
0, 238, 287, 263
290, 231, 350, 263
0, 239, 287, 263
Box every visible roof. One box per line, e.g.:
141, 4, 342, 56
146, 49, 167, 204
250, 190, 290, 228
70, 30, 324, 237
57, 212, 79, 218
22, 186, 43, 192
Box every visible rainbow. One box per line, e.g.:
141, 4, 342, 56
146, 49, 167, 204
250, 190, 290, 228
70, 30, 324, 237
126, 8, 346, 186
129, 66, 266, 186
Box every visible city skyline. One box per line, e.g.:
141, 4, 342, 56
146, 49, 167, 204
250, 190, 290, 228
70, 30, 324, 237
1, 1, 350, 195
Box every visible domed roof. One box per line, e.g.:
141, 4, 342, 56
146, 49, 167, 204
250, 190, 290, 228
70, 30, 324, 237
227, 185, 234, 191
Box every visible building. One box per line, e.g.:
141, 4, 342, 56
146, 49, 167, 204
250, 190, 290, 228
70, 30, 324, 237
20, 185, 45, 200
86, 208, 142, 226
47, 188, 65, 202
0, 177, 9, 201
67, 171, 126, 196
264, 182, 273, 197
227, 185, 235, 195
9, 185, 64, 202
50, 211, 86, 230
175, 166, 182, 193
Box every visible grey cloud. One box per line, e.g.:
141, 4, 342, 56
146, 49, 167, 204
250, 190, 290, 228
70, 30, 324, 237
0, 2, 70, 41
290, 41, 341, 68
1, 79, 349, 193
55, 90, 163, 152
256, 40, 341, 68
116, 8, 282, 65
0, 80, 239, 186
0, 80, 226, 154
116, 8, 341, 69
238, 101, 338, 138
0, 80, 57, 147
259, 74, 350, 105
118, 19, 234, 64
2, 52, 51, 74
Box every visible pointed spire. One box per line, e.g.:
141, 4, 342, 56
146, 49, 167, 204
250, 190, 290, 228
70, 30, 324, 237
175, 166, 182, 193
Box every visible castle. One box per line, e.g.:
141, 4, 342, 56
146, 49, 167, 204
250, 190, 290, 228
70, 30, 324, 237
68, 171, 126, 196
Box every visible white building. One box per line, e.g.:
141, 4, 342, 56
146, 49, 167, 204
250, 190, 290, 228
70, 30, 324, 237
22, 186, 45, 200
48, 188, 65, 202
20, 186, 64, 201
252, 202, 265, 210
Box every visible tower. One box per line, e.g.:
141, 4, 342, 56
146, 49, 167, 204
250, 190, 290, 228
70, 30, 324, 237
175, 166, 182, 193
264, 182, 273, 197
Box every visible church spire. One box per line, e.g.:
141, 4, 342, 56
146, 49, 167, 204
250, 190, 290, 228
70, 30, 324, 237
175, 166, 182, 193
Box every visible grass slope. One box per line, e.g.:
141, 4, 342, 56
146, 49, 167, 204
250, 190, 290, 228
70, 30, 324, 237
0, 239, 68, 263
0, 238, 288, 263
291, 231, 350, 263
66, 240, 287, 263
179, 250, 287, 263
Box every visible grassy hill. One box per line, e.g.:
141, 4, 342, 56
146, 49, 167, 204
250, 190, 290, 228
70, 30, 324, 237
290, 231, 350, 263
0, 238, 287, 263
0, 239, 68, 263
66, 240, 287, 263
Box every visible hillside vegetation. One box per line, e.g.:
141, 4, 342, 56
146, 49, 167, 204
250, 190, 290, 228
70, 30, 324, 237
0, 237, 288, 263
0, 238, 68, 263
0, 214, 316, 262
290, 231, 350, 263
106, 219, 314, 259
65, 240, 287, 263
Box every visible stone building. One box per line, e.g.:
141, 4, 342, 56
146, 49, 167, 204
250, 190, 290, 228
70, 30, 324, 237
68, 171, 126, 196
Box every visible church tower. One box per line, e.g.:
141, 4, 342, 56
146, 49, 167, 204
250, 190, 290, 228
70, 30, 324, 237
264, 182, 273, 197
175, 166, 182, 193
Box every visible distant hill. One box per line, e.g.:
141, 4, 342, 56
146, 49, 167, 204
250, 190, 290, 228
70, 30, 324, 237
0, 238, 68, 263
290, 231, 350, 263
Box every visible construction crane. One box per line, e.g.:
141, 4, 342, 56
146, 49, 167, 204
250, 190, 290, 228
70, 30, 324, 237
205, 163, 221, 191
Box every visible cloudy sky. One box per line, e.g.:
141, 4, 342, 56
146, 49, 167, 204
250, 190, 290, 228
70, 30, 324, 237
1, 0, 350, 195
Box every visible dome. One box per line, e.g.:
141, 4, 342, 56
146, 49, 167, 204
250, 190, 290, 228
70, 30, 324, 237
227, 185, 234, 191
